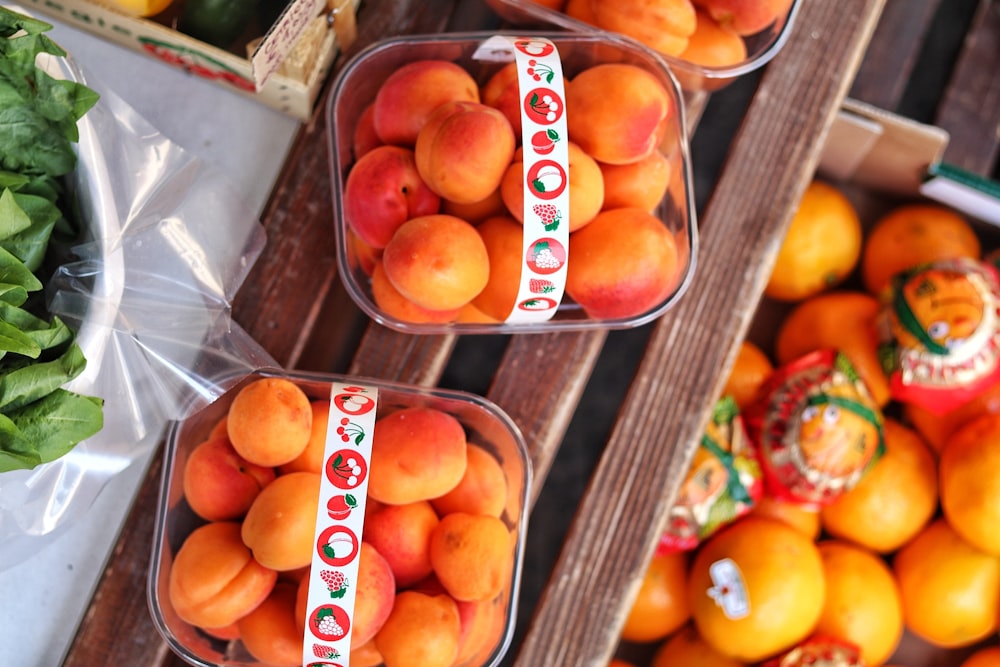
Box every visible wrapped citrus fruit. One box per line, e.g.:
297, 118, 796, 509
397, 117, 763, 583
876, 256, 1000, 414
762, 636, 865, 667
656, 396, 763, 553
743, 349, 885, 508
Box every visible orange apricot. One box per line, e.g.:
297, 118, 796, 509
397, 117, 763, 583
430, 443, 509, 518
370, 259, 462, 325
227, 377, 313, 467
352, 542, 397, 648
679, 9, 749, 67
182, 435, 275, 521
599, 149, 672, 213
429, 512, 512, 602
375, 590, 462, 667
241, 471, 322, 571
364, 501, 440, 588
278, 399, 332, 475
236, 581, 302, 665
471, 215, 525, 322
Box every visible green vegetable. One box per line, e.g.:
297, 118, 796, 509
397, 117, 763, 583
0, 7, 104, 472
179, 0, 257, 49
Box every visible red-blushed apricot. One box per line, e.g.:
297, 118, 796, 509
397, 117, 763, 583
564, 0, 596, 23
370, 260, 462, 325
241, 471, 322, 571
182, 435, 275, 521
471, 215, 525, 322
566, 63, 672, 165
480, 62, 523, 138
278, 400, 331, 475
346, 226, 382, 277
343, 144, 442, 250
500, 142, 604, 231
430, 443, 508, 518
352, 542, 397, 648
227, 377, 313, 468
375, 590, 462, 667
414, 100, 516, 205
442, 187, 507, 225
565, 207, 681, 320
368, 407, 468, 504
168, 521, 278, 629
593, 0, 697, 56
455, 595, 507, 665
353, 102, 382, 159
351, 638, 384, 667
381, 214, 490, 312
679, 9, 749, 67
236, 581, 301, 665
364, 500, 440, 588
429, 512, 512, 602
201, 621, 240, 641
372, 60, 480, 146
599, 149, 672, 213
692, 0, 795, 35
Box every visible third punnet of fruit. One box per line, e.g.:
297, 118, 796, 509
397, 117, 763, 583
326, 32, 697, 335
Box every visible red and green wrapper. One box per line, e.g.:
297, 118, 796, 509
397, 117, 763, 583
877, 256, 1000, 415
761, 636, 866, 667
656, 396, 763, 554
743, 349, 885, 509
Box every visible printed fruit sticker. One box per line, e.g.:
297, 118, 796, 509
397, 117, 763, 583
533, 203, 562, 231
326, 449, 368, 489
326, 493, 358, 520
523, 86, 563, 125
311, 643, 342, 660
525, 159, 567, 199
308, 604, 351, 641
707, 557, 750, 619
319, 570, 350, 599
526, 238, 566, 274
317, 525, 360, 566
531, 129, 560, 155
519, 297, 558, 311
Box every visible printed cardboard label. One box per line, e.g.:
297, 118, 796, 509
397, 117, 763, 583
251, 0, 325, 91
302, 382, 379, 666
474, 35, 570, 323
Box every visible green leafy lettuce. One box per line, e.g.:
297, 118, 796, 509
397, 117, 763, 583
0, 7, 104, 472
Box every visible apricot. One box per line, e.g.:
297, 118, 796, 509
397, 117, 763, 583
565, 207, 680, 320
429, 512, 512, 602
241, 471, 322, 571
372, 59, 480, 146
456, 596, 507, 666
352, 542, 398, 647
182, 435, 275, 521
370, 259, 462, 325
480, 62, 523, 138
564, 0, 597, 23
415, 100, 516, 205
599, 149, 671, 213
353, 102, 382, 159
343, 144, 442, 250
226, 377, 313, 468
368, 406, 468, 505
375, 590, 462, 667
278, 399, 331, 475
679, 9, 749, 67
168, 521, 278, 629
592, 0, 698, 57
693, 0, 794, 35
346, 226, 381, 276
364, 500, 440, 588
442, 187, 506, 224
500, 142, 604, 231
431, 443, 508, 518
471, 215, 525, 322
201, 621, 240, 641
236, 581, 301, 665
381, 214, 490, 312
351, 638, 385, 667
566, 63, 673, 165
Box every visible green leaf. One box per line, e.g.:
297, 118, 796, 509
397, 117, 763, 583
6, 388, 103, 467
0, 342, 87, 411
0, 317, 41, 358
0, 245, 41, 292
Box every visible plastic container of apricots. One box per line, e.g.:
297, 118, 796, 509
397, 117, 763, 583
485, 0, 803, 92
326, 31, 698, 334
148, 367, 531, 667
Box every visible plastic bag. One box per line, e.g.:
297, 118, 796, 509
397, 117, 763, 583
0, 34, 276, 571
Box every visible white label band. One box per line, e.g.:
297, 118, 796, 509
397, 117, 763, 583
302, 382, 379, 667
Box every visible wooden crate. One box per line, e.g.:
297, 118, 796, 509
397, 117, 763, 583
19, 0, 360, 120
60, 1, 1000, 666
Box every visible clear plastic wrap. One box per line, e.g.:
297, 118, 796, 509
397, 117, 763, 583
0, 29, 274, 571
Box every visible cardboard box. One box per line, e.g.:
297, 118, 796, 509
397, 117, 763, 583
22, 0, 360, 120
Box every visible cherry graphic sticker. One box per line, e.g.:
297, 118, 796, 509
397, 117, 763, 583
326, 448, 368, 489
307, 604, 351, 642
523, 87, 564, 125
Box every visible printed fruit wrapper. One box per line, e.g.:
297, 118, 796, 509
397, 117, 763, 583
762, 636, 866, 667
743, 349, 886, 509
876, 256, 1000, 415
0, 12, 273, 571
657, 396, 763, 554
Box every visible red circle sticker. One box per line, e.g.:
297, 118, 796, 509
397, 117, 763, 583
325, 448, 368, 489
522, 87, 564, 126
526, 238, 566, 275
333, 391, 376, 416
513, 38, 555, 58
525, 159, 567, 200
307, 604, 351, 642
518, 297, 558, 312
316, 525, 360, 566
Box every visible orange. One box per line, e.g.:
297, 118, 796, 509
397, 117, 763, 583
721, 340, 774, 410
940, 413, 1000, 555
961, 646, 1000, 667
748, 494, 820, 540
861, 202, 981, 296
765, 180, 862, 303
820, 417, 938, 553
814, 540, 904, 666
620, 550, 691, 643
893, 518, 1000, 648
679, 9, 748, 68
904, 378, 1000, 454
774, 290, 891, 407
687, 516, 825, 662
650, 623, 746, 667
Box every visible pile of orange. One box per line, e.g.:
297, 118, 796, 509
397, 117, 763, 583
610, 180, 1000, 666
